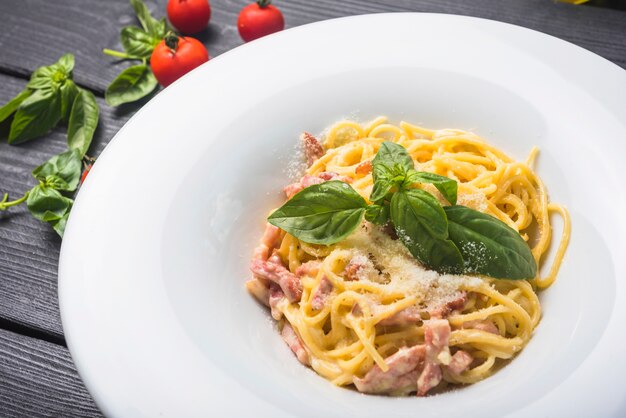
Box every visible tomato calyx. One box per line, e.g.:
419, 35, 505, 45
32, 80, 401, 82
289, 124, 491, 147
164, 32, 181, 54
256, 0, 271, 8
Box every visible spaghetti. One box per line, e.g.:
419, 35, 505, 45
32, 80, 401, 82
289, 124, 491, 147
246, 117, 571, 396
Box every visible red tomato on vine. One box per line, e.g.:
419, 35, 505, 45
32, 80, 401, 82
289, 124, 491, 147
167, 0, 211, 34
150, 33, 209, 87
238, 0, 285, 42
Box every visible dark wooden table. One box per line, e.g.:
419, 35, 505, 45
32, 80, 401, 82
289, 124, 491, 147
0, 0, 624, 416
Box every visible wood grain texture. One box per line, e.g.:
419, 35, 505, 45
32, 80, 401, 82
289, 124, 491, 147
0, 0, 624, 94
0, 328, 102, 417
0, 72, 133, 339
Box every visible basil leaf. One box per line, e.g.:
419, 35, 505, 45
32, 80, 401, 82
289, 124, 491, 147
268, 180, 367, 245
68, 89, 99, 156
32, 149, 82, 192
60, 79, 79, 122
370, 164, 395, 202
373, 141, 414, 175
26, 185, 73, 223
391, 189, 463, 273
51, 211, 70, 237
129, 0, 166, 39
26, 66, 58, 90
44, 174, 70, 190
0, 90, 31, 124
8, 88, 62, 144
105, 64, 158, 107
121, 26, 158, 58
57, 54, 75, 74
365, 204, 390, 226
27, 54, 74, 91
444, 206, 537, 279
406, 170, 458, 205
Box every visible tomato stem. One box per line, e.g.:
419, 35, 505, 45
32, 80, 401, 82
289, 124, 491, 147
164, 32, 180, 53
0, 191, 29, 210
256, 0, 271, 8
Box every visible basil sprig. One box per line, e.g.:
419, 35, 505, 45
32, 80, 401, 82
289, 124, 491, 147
103, 0, 166, 106
0, 55, 98, 237
268, 141, 538, 280
1, 149, 83, 237
0, 54, 99, 155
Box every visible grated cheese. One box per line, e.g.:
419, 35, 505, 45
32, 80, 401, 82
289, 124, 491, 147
338, 222, 483, 308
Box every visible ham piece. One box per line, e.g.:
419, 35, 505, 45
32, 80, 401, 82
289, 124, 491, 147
281, 323, 310, 366
301, 132, 324, 166
250, 254, 302, 302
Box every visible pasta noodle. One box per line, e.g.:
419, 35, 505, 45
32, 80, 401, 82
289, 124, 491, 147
247, 117, 571, 396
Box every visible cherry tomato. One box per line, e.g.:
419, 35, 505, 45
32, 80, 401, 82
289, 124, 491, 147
167, 0, 211, 34
150, 33, 209, 87
238, 0, 284, 42
80, 164, 92, 185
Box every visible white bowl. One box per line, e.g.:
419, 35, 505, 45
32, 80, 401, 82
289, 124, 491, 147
59, 13, 626, 417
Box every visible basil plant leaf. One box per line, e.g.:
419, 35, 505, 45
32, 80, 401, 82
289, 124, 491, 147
60, 79, 79, 122
268, 180, 367, 245
373, 141, 414, 175
129, 0, 166, 39
121, 26, 158, 58
444, 205, 537, 279
26, 54, 74, 91
9, 88, 62, 144
51, 211, 70, 237
406, 170, 458, 205
44, 174, 70, 190
365, 204, 390, 226
32, 149, 82, 192
105, 64, 158, 107
369, 164, 395, 202
68, 89, 99, 156
0, 90, 31, 124
26, 185, 73, 223
391, 189, 464, 273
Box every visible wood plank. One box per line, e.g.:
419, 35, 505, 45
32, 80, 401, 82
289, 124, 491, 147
0, 0, 624, 95
0, 72, 134, 339
0, 328, 102, 417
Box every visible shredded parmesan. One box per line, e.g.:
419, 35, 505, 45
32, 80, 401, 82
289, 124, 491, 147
338, 222, 483, 308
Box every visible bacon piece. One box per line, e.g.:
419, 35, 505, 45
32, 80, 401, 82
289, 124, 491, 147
245, 279, 270, 307
378, 306, 422, 327
295, 260, 321, 278
417, 362, 442, 396
283, 172, 352, 199
252, 223, 282, 261
463, 319, 499, 335
428, 292, 467, 318
446, 350, 473, 376
355, 160, 373, 175
344, 255, 368, 281
250, 254, 302, 302
310, 276, 333, 310
417, 319, 451, 396
281, 323, 310, 366
353, 345, 425, 395
269, 284, 285, 320
301, 132, 324, 166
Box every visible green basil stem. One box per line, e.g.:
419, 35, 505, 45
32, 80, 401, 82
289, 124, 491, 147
0, 191, 29, 210
102, 48, 135, 59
